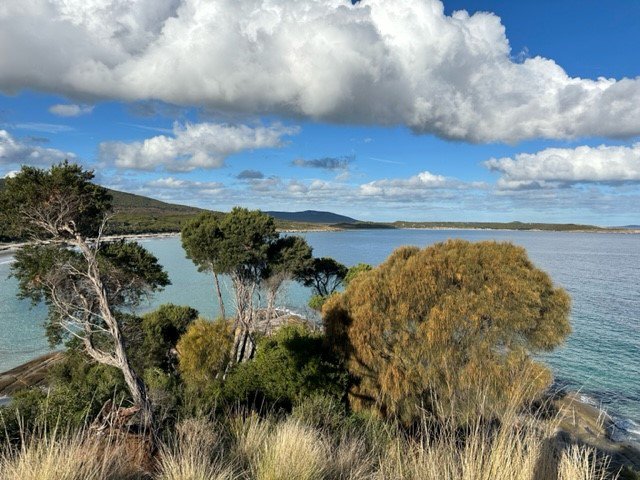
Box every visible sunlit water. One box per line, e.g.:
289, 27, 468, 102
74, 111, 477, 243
1, 230, 638, 439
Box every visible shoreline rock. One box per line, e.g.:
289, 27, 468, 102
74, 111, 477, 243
554, 392, 640, 471
0, 351, 62, 398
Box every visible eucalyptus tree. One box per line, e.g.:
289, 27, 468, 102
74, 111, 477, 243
181, 212, 227, 319
263, 235, 313, 323
217, 207, 279, 362
2, 162, 169, 432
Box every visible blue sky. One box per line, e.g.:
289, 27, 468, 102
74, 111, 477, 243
1, 0, 639, 224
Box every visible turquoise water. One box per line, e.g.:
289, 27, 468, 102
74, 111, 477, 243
1, 230, 639, 438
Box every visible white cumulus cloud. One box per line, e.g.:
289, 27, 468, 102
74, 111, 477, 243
0, 130, 75, 165
1, 0, 639, 142
99, 121, 299, 171
360, 171, 453, 196
486, 143, 640, 189
49, 103, 94, 117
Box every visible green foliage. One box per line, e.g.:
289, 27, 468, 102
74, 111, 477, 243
324, 239, 572, 424
11, 240, 170, 347
307, 294, 327, 311
98, 240, 170, 297
177, 319, 233, 392
296, 257, 347, 298
0, 305, 198, 437
133, 304, 199, 373
0, 161, 111, 239
181, 212, 226, 274
620, 466, 640, 480
266, 236, 314, 279
344, 263, 373, 286
0, 346, 128, 440
223, 325, 347, 410
218, 207, 279, 277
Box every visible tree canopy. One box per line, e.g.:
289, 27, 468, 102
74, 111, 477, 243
323, 240, 572, 424
296, 257, 348, 297
0, 161, 111, 239
5, 162, 169, 433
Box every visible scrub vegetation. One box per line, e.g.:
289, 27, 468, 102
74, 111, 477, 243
0, 163, 629, 479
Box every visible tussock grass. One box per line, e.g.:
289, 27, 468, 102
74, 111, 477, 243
0, 409, 619, 480
157, 418, 235, 480
255, 419, 328, 480
0, 427, 137, 480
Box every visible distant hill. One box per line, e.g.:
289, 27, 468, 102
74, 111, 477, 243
0, 178, 208, 239
266, 210, 358, 224
1, 178, 633, 240
105, 189, 211, 235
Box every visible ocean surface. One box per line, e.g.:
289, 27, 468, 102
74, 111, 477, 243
1, 230, 638, 440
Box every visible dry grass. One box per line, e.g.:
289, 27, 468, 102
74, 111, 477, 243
157, 418, 235, 480
0, 427, 138, 480
0, 411, 619, 480
254, 419, 328, 480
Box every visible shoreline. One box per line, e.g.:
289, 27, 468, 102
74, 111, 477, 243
0, 232, 181, 258
2, 225, 638, 257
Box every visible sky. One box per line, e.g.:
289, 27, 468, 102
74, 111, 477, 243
1, 0, 639, 225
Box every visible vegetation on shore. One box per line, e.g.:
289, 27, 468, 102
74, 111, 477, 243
1, 163, 637, 479
0, 177, 624, 244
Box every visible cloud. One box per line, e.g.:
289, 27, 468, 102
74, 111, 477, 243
49, 103, 94, 117
292, 155, 353, 170
4, 123, 74, 134
236, 169, 265, 179
486, 143, 640, 189
99, 121, 299, 171
360, 171, 455, 197
0, 129, 75, 165
2, 0, 640, 142
147, 176, 224, 190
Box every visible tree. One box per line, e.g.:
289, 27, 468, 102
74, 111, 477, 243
323, 240, 571, 424
218, 207, 279, 362
296, 257, 347, 311
298, 257, 348, 297
263, 236, 313, 323
4, 162, 169, 433
181, 212, 227, 319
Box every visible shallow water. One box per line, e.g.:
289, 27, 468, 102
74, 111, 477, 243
1, 230, 638, 438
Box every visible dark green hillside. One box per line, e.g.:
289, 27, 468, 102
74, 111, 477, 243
0, 178, 209, 239
266, 210, 358, 224
105, 190, 213, 235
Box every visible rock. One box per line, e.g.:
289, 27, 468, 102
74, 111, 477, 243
0, 351, 63, 397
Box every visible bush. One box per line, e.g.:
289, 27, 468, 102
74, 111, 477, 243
223, 324, 347, 410
177, 319, 233, 393
324, 240, 572, 424
0, 355, 129, 442
137, 304, 198, 374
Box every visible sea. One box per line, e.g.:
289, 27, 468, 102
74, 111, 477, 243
1, 229, 638, 441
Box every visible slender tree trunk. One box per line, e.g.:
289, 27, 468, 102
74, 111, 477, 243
213, 271, 226, 320
75, 236, 155, 436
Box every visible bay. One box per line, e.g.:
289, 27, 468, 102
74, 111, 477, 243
1, 229, 638, 438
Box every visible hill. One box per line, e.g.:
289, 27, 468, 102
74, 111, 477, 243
105, 189, 210, 235
265, 210, 358, 224
0, 179, 208, 239
1, 178, 630, 239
